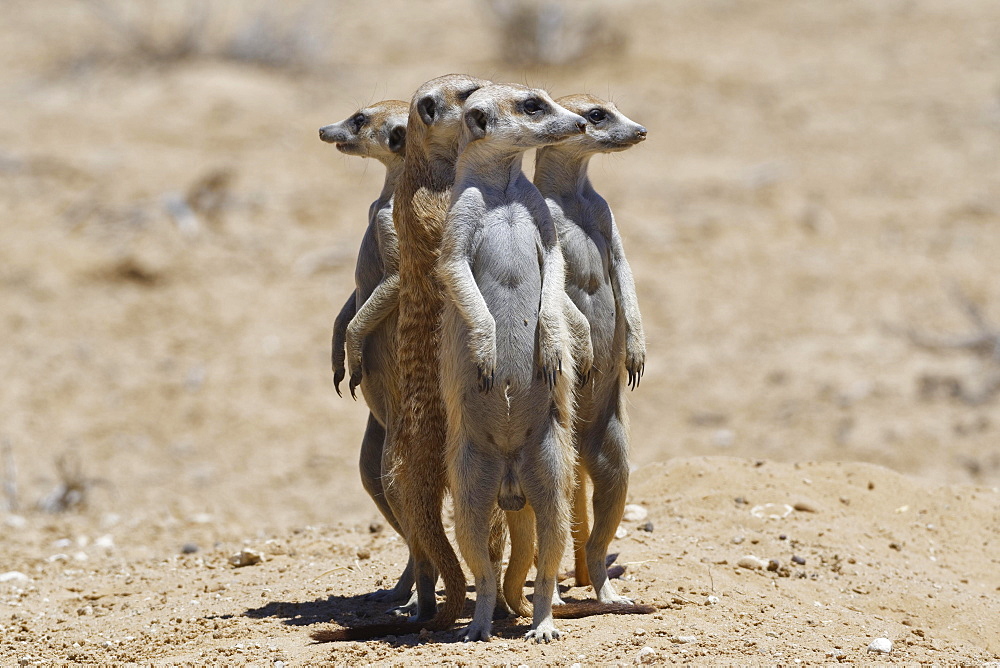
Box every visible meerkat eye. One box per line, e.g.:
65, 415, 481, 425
587, 108, 607, 123
522, 98, 544, 116
351, 113, 367, 131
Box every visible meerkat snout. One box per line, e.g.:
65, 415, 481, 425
319, 124, 349, 144
635, 126, 647, 140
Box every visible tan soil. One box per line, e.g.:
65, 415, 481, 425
2, 1, 999, 664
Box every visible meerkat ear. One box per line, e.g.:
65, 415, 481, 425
388, 125, 406, 154
417, 96, 437, 125
465, 107, 490, 140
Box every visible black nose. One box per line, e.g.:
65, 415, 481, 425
635, 126, 647, 140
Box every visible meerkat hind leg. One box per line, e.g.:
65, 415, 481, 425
571, 461, 591, 588
452, 443, 503, 641
522, 430, 571, 643
357, 414, 417, 603
582, 411, 632, 605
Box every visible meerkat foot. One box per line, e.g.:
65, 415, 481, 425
596, 582, 633, 606
462, 620, 493, 642
388, 590, 420, 617
365, 581, 413, 604
525, 620, 562, 643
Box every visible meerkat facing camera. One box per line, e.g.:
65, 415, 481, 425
437, 83, 586, 643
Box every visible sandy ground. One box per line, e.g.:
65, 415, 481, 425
2, 0, 1000, 663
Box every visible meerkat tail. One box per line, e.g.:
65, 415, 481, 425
502, 508, 535, 618
571, 461, 592, 587
551, 601, 657, 619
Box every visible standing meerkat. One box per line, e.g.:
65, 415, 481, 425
320, 100, 416, 605
311, 75, 495, 644
533, 94, 647, 606
438, 83, 587, 643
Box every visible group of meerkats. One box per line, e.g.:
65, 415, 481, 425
312, 74, 651, 644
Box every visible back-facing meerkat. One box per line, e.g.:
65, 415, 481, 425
533, 94, 647, 606
438, 83, 587, 643
320, 100, 415, 604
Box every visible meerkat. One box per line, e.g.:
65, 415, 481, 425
437, 83, 588, 643
313, 75, 503, 646
532, 94, 647, 606
320, 100, 416, 605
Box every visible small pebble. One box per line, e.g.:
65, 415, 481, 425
732, 535, 745, 545
792, 555, 806, 565
867, 637, 892, 654
634, 628, 646, 635
569, 664, 582, 668
0, 571, 30, 583
615, 526, 629, 539
229, 549, 263, 567
356, 548, 371, 560
826, 649, 846, 660
737, 555, 768, 570
672, 635, 697, 644
181, 543, 199, 554
274, 662, 285, 668
705, 595, 720, 605
639, 520, 654, 532
634, 646, 657, 664
750, 503, 793, 519
766, 559, 780, 572
793, 499, 819, 513
712, 429, 735, 448
622, 504, 648, 522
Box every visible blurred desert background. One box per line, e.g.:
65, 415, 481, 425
2, 0, 999, 664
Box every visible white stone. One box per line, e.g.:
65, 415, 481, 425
615, 525, 628, 539
737, 555, 768, 570
0, 571, 30, 583
867, 638, 892, 654
622, 504, 648, 522
705, 595, 720, 605
635, 646, 657, 664
229, 548, 264, 567
750, 503, 794, 520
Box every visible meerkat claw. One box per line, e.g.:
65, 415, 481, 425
333, 368, 345, 397
349, 373, 362, 400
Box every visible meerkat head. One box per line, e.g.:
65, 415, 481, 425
461, 84, 587, 150
552, 94, 647, 154
408, 74, 492, 154
318, 100, 409, 163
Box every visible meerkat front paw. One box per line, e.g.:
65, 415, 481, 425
625, 335, 645, 390
538, 335, 563, 389
347, 352, 364, 399
332, 365, 346, 397
470, 326, 497, 393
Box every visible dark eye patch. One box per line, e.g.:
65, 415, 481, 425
522, 97, 545, 115
587, 108, 607, 123
458, 86, 480, 102
351, 113, 368, 131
